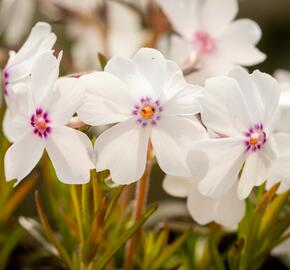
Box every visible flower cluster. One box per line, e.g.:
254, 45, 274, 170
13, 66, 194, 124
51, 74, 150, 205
2, 0, 290, 229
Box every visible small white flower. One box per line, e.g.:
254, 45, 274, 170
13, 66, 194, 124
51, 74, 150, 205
78, 48, 206, 184
4, 52, 94, 186
157, 0, 266, 84
163, 175, 245, 226
188, 67, 290, 199
0, 0, 35, 46
2, 22, 56, 100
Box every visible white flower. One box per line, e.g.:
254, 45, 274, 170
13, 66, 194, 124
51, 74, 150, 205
274, 69, 290, 134
2, 22, 56, 100
4, 52, 94, 186
157, 0, 266, 84
78, 48, 206, 184
0, 0, 35, 46
163, 175, 245, 226
188, 67, 290, 200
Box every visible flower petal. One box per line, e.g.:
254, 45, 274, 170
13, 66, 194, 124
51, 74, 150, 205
132, 48, 167, 98
163, 84, 202, 116
218, 19, 265, 66
50, 77, 85, 126
202, 0, 238, 35
31, 51, 62, 105
162, 175, 192, 198
105, 56, 153, 99
269, 133, 290, 185
203, 75, 252, 133
151, 116, 206, 177
157, 0, 198, 38
3, 109, 29, 143
5, 131, 44, 186
187, 181, 245, 226
238, 151, 270, 199
188, 138, 245, 198
95, 118, 149, 184
6, 22, 56, 66
78, 72, 134, 126
46, 126, 94, 184
251, 70, 280, 129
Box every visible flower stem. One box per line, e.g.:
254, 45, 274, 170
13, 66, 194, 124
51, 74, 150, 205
70, 185, 84, 246
124, 142, 154, 270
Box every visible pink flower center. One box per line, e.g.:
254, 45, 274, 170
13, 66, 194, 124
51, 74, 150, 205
132, 97, 163, 127
193, 31, 215, 54
30, 108, 51, 138
244, 124, 267, 152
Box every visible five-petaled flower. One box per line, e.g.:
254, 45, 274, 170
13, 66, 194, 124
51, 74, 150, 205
4, 52, 94, 186
187, 67, 290, 199
78, 48, 206, 184
158, 0, 266, 84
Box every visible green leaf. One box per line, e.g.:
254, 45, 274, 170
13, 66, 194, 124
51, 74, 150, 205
94, 204, 158, 270
151, 229, 191, 270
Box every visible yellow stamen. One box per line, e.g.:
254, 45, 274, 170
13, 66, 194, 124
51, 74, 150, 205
140, 105, 155, 120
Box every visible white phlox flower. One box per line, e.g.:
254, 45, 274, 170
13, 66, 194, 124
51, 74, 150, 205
157, 0, 266, 84
163, 175, 245, 226
187, 67, 290, 200
2, 22, 56, 101
78, 48, 206, 184
4, 52, 94, 186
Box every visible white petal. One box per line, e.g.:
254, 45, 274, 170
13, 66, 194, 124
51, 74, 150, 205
5, 131, 44, 185
238, 152, 270, 199
3, 109, 29, 143
269, 133, 290, 184
7, 22, 56, 66
163, 84, 202, 116
187, 182, 245, 226
78, 72, 133, 126
9, 82, 35, 116
95, 119, 149, 184
228, 67, 266, 126
204, 75, 252, 133
46, 126, 94, 184
202, 0, 238, 35
251, 70, 280, 129
132, 48, 167, 98
31, 51, 61, 105
188, 138, 245, 198
162, 175, 192, 198
218, 19, 265, 66
50, 78, 85, 126
151, 116, 206, 177
105, 56, 153, 99
157, 0, 198, 38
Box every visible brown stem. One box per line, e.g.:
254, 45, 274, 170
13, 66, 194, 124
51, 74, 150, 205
124, 142, 153, 270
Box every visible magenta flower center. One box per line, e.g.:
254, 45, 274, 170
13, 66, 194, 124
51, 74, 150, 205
132, 97, 163, 127
244, 123, 267, 152
193, 31, 215, 54
2, 69, 9, 96
30, 108, 51, 138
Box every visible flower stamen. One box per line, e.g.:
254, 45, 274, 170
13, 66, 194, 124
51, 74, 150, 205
30, 108, 51, 138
